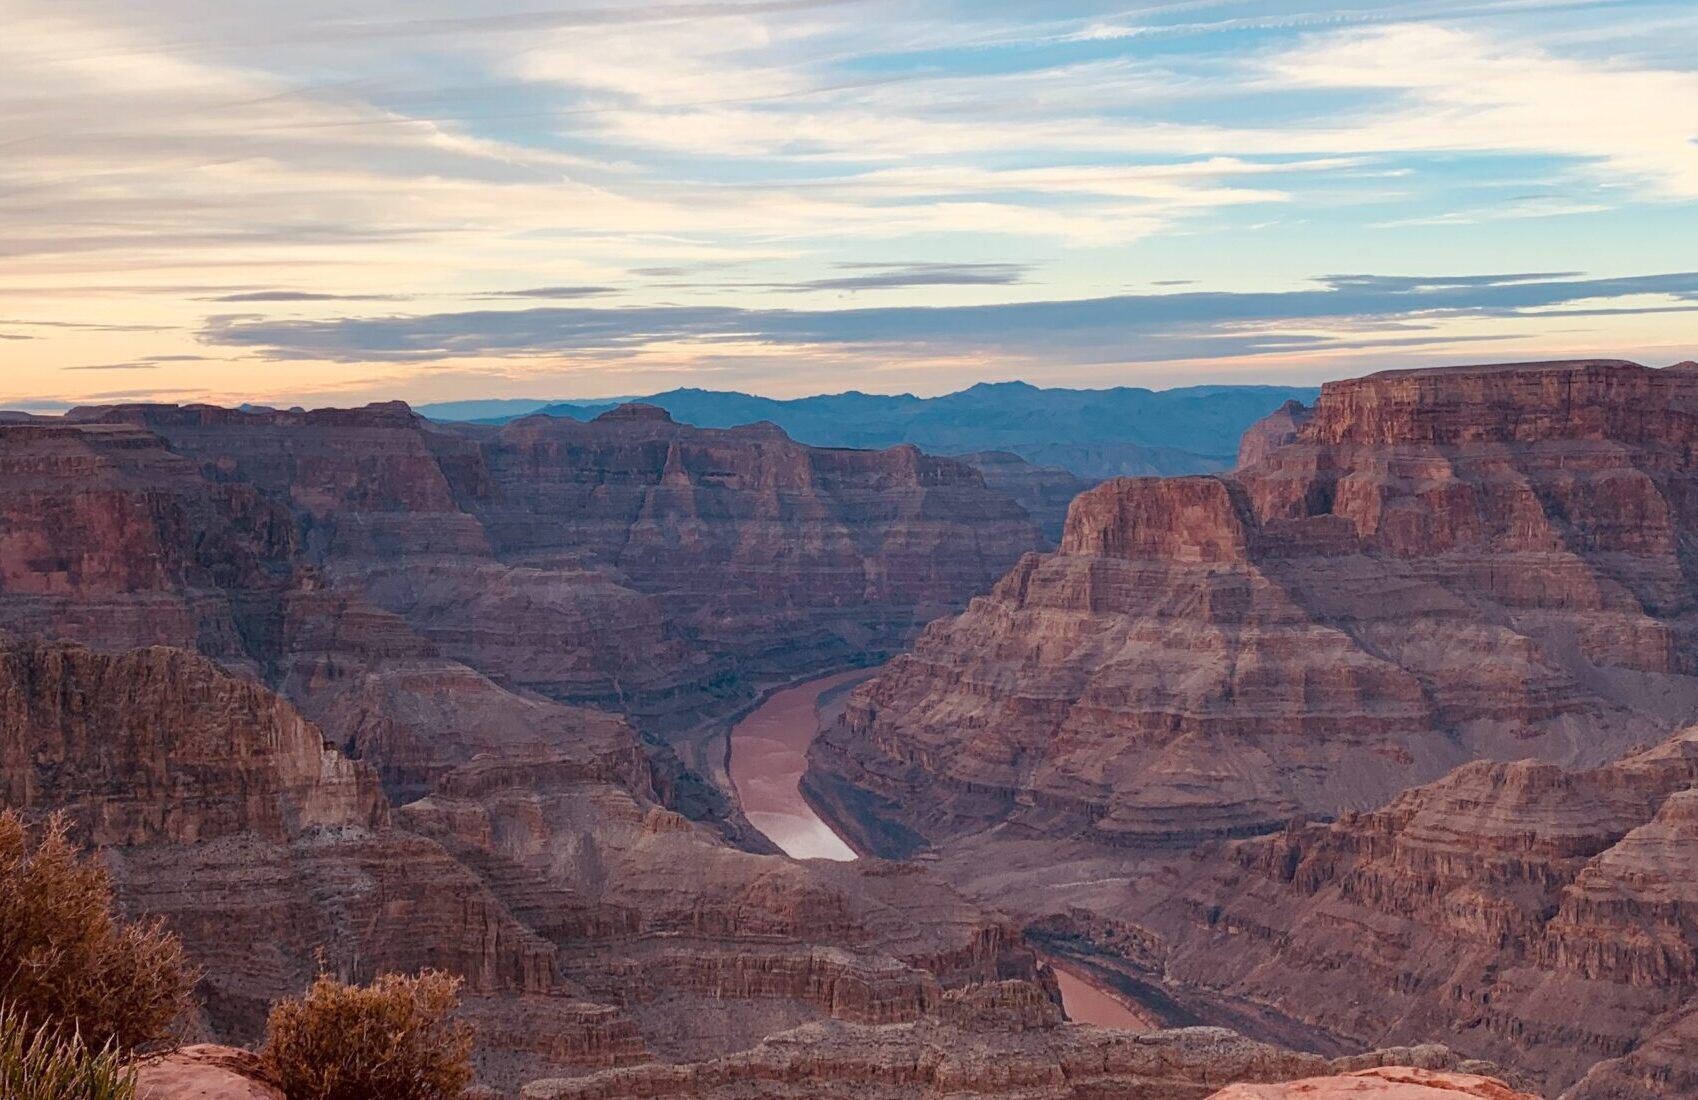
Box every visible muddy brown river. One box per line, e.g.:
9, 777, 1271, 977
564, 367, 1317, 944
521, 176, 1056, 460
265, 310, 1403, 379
727, 667, 1151, 1030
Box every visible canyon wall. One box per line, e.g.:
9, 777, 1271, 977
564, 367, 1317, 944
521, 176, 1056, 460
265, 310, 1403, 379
811, 360, 1698, 852
0, 634, 1053, 1089
1145, 727, 1698, 1096
0, 403, 1059, 1089
805, 359, 1698, 1093
37, 401, 1041, 785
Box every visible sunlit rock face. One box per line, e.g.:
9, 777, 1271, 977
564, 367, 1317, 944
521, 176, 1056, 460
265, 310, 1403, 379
812, 360, 1698, 852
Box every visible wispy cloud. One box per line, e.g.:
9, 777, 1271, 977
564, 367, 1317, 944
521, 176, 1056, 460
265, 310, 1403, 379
63, 353, 215, 371
471, 286, 618, 300
201, 269, 1698, 364
202, 290, 408, 303
788, 262, 1031, 292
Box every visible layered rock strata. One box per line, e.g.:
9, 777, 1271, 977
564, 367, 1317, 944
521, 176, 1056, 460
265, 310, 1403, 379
0, 634, 1049, 1089
804, 360, 1698, 1093
811, 360, 1698, 852
523, 1006, 1509, 1100
1141, 728, 1698, 1095
30, 401, 1040, 787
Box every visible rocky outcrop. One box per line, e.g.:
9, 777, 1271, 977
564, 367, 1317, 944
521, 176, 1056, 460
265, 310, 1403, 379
0, 639, 385, 843
1235, 399, 1312, 468
134, 1045, 285, 1100
522, 1011, 1514, 1100
803, 359, 1698, 1093
458, 411, 1041, 720
1137, 727, 1698, 1094
0, 420, 293, 666
23, 401, 1042, 792
811, 360, 1698, 853
1207, 1067, 1540, 1100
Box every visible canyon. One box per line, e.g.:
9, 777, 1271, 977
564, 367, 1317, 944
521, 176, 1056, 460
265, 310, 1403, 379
0, 402, 1058, 1089
12, 362, 1698, 1096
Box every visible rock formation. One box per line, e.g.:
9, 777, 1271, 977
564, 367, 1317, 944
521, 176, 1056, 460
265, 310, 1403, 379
134, 1046, 286, 1100
30, 401, 1040, 789
811, 360, 1698, 852
1140, 726, 1698, 1095
522, 1008, 1514, 1100
804, 359, 1698, 1093
1235, 399, 1312, 468
0, 634, 1048, 1090
1207, 1067, 1539, 1100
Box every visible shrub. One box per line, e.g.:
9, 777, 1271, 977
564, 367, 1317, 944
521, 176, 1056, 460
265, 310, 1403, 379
260, 971, 476, 1100
0, 1005, 136, 1100
0, 811, 193, 1052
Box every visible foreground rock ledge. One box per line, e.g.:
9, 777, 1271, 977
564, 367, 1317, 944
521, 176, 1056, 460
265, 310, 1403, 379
134, 1045, 284, 1100
1208, 1066, 1540, 1099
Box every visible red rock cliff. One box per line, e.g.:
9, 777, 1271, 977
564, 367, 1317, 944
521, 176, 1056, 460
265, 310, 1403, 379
811, 359, 1698, 853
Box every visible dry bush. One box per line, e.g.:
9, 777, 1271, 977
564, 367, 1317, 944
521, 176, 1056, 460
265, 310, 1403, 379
0, 1005, 137, 1100
0, 811, 193, 1053
260, 970, 476, 1100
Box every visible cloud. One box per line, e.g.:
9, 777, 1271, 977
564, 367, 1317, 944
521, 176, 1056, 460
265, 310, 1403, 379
789, 262, 1030, 292
0, 318, 172, 332
471, 286, 618, 299
200, 269, 1698, 364
1263, 23, 1698, 199
7, 2, 1698, 405
203, 290, 407, 302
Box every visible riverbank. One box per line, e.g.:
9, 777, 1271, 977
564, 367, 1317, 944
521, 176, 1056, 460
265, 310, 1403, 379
725, 666, 1157, 1031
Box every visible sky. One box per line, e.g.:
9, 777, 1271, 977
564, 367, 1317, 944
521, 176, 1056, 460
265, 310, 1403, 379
3, 0, 1697, 411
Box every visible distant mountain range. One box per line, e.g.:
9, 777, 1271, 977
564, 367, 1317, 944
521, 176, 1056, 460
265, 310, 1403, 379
418, 381, 1319, 480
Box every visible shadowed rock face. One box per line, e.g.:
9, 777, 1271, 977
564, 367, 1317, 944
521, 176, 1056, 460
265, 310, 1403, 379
1148, 729, 1698, 1096
951, 451, 1095, 544
34, 401, 1041, 789
0, 404, 1063, 1090
0, 635, 1051, 1090
810, 360, 1698, 853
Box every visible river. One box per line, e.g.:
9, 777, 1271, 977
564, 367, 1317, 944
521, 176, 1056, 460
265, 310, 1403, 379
725, 666, 1152, 1030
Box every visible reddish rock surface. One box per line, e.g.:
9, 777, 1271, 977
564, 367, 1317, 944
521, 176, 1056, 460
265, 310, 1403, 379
1235, 398, 1313, 468
522, 1015, 1511, 1100
134, 1045, 284, 1100
0, 630, 1054, 1090
26, 400, 1040, 792
804, 360, 1698, 1093
811, 359, 1698, 851
1142, 727, 1698, 1095
1207, 1067, 1539, 1100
